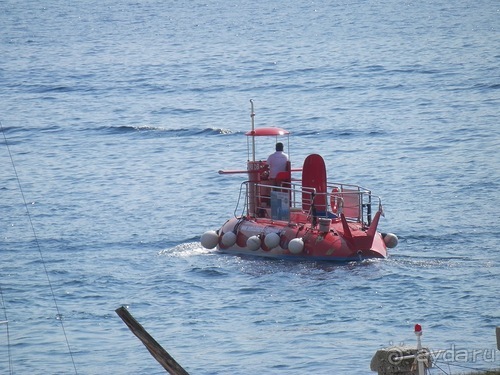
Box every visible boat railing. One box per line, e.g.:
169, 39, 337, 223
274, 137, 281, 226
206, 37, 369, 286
326, 182, 382, 225
235, 180, 381, 226
234, 181, 251, 218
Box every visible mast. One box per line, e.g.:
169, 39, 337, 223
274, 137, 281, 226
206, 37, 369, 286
250, 99, 256, 162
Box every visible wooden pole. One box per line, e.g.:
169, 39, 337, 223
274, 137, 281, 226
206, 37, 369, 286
497, 326, 500, 351
115, 306, 189, 375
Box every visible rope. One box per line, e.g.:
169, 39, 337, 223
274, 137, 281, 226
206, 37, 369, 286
429, 361, 452, 374
0, 284, 13, 375
431, 358, 498, 374
1, 122, 78, 374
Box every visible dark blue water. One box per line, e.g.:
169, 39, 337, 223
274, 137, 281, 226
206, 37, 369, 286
1, 1, 499, 374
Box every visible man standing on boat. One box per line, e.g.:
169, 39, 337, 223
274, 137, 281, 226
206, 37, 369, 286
267, 142, 289, 181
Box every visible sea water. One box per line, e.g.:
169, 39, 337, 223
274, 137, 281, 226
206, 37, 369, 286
1, 1, 499, 374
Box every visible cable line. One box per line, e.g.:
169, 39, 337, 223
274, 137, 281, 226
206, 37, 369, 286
1, 122, 78, 374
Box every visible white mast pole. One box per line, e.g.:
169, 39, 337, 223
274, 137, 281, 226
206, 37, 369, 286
250, 99, 256, 162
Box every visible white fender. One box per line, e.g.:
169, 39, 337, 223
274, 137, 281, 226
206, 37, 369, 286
288, 238, 304, 254
383, 233, 398, 249
201, 230, 219, 249
246, 235, 261, 251
221, 231, 237, 247
264, 232, 280, 249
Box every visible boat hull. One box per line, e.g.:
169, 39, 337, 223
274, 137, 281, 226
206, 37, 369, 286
216, 216, 388, 262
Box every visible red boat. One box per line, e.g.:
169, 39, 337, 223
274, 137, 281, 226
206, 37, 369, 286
201, 101, 398, 261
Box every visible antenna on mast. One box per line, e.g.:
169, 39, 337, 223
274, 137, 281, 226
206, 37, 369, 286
250, 99, 256, 162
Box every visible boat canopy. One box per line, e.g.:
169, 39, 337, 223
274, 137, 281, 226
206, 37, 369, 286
245, 127, 289, 136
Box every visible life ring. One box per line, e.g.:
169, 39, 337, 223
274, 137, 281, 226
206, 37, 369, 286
330, 187, 341, 214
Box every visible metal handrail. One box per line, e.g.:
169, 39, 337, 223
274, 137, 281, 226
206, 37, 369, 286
233, 180, 382, 226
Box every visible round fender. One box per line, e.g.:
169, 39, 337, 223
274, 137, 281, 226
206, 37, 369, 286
201, 230, 219, 249
246, 235, 261, 251
221, 232, 237, 247
288, 238, 304, 254
264, 232, 280, 249
383, 233, 398, 248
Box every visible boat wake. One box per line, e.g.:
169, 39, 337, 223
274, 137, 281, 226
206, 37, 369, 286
157, 242, 215, 258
